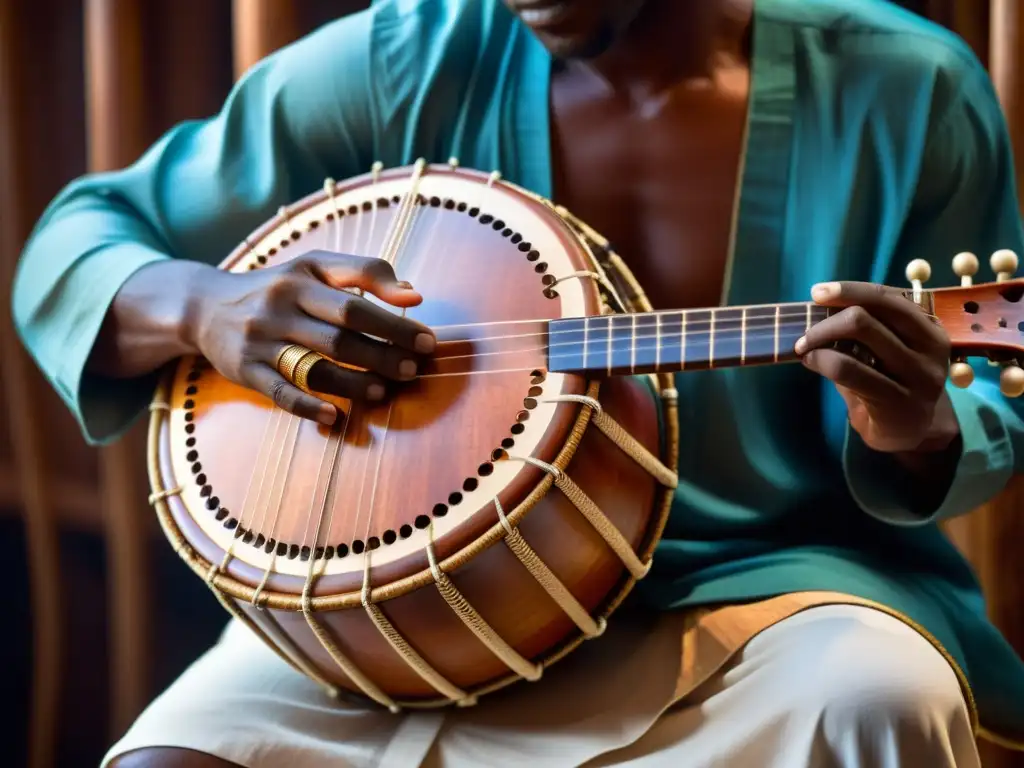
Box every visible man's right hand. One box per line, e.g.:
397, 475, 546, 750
185, 250, 436, 425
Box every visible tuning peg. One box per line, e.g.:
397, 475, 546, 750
951, 252, 979, 287
1000, 365, 1024, 398
990, 249, 1018, 282
905, 259, 931, 304
949, 361, 975, 389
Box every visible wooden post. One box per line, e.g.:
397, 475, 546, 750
0, 7, 62, 767
976, 4, 1024, 765
83, 0, 152, 738
991, 0, 1024, 201
986, 0, 1024, 642
232, 0, 300, 77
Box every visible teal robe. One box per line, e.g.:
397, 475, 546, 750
11, 0, 1024, 746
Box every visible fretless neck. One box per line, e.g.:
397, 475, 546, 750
546, 302, 833, 376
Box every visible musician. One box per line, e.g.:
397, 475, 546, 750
11, 0, 1024, 765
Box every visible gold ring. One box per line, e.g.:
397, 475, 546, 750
276, 344, 323, 391
292, 350, 321, 392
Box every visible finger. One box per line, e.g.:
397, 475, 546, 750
244, 364, 339, 426
809, 281, 944, 350
801, 348, 911, 402
285, 317, 420, 381
304, 358, 389, 402
297, 281, 436, 354
794, 306, 926, 387
299, 250, 424, 309
265, 342, 390, 401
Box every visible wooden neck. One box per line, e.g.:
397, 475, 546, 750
546, 302, 833, 376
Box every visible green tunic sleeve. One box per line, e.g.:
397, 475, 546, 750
10, 14, 378, 446
843, 56, 1024, 525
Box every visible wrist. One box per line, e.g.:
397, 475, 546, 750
177, 261, 223, 357
889, 392, 962, 480
904, 391, 961, 456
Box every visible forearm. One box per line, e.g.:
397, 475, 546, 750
87, 259, 213, 379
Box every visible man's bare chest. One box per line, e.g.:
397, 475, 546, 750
549, 72, 750, 311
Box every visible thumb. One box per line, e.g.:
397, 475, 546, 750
304, 250, 424, 308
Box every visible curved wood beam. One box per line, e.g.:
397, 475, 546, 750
232, 0, 300, 78
0, 5, 62, 768
84, 0, 152, 738
991, 0, 1023, 199
977, 4, 1024, 766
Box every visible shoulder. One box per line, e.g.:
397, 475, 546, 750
273, 0, 499, 76
762, 0, 987, 100
363, 0, 504, 56
762, 0, 969, 45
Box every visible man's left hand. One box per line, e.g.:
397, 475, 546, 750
795, 281, 960, 454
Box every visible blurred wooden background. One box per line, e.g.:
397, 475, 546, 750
0, 1, 1020, 766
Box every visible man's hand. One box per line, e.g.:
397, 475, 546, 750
185, 250, 436, 426
794, 281, 960, 455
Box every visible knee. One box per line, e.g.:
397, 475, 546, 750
782, 609, 973, 752
108, 747, 242, 768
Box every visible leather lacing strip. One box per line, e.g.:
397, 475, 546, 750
300, 568, 400, 711
494, 495, 606, 639
426, 534, 544, 683
329, 391, 677, 708
148, 335, 678, 712
360, 554, 474, 707
146, 401, 342, 698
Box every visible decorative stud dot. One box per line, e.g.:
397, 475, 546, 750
999, 365, 1024, 397
949, 361, 974, 389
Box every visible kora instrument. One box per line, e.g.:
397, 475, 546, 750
147, 160, 1024, 711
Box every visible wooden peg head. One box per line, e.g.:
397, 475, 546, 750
952, 252, 979, 286
1000, 365, 1024, 398
905, 258, 932, 284
991, 249, 1019, 282
949, 361, 975, 388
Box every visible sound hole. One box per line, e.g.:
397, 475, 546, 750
964, 301, 980, 314
971, 323, 983, 332
1000, 285, 1024, 303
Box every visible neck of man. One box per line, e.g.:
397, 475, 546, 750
579, 0, 753, 102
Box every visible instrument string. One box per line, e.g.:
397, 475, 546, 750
349, 182, 412, 559
354, 173, 500, 576
419, 324, 819, 369
423, 311, 826, 358
246, 410, 294, 553
423, 300, 823, 330
300, 165, 387, 559
236, 189, 353, 586
240, 407, 287, 539
357, 163, 433, 562
254, 413, 303, 566
411, 299, 939, 337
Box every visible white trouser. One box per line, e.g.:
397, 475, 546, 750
104, 604, 979, 768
